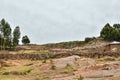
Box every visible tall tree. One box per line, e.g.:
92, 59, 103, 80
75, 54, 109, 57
13, 26, 20, 47
22, 35, 30, 45
0, 19, 12, 49
113, 24, 120, 31
0, 19, 5, 50
100, 23, 120, 41
100, 23, 113, 41
113, 24, 120, 40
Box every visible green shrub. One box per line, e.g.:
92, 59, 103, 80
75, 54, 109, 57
77, 75, 84, 80
51, 65, 56, 70
42, 59, 46, 63
100, 56, 116, 61
116, 57, 120, 61
85, 37, 96, 43
35, 78, 44, 80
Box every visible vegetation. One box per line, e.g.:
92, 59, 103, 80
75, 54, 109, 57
100, 23, 120, 41
99, 56, 116, 61
13, 26, 21, 47
43, 41, 85, 49
0, 18, 30, 50
51, 64, 56, 70
0, 19, 12, 50
22, 35, 30, 45
35, 78, 44, 80
0, 18, 20, 50
76, 75, 84, 80
2, 66, 33, 72
84, 37, 96, 43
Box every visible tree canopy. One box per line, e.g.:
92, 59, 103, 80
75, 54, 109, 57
100, 23, 120, 41
13, 26, 21, 47
22, 35, 30, 45
0, 18, 30, 50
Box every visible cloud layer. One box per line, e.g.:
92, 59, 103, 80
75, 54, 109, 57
0, 0, 120, 44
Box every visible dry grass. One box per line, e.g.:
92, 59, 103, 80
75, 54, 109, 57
98, 56, 116, 61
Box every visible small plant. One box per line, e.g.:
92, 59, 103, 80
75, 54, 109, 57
77, 75, 84, 80
116, 57, 120, 61
100, 56, 116, 61
42, 59, 46, 63
49, 59, 56, 70
35, 78, 44, 80
49, 59, 53, 64
51, 65, 56, 70
66, 63, 71, 67
64, 63, 75, 73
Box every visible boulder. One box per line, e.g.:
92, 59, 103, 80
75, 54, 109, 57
54, 55, 80, 69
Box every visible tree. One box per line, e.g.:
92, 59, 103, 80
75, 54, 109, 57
100, 23, 113, 41
85, 37, 96, 43
0, 18, 25, 50
3, 22, 12, 48
100, 23, 120, 41
113, 24, 120, 31
13, 26, 20, 47
113, 24, 120, 40
0, 19, 12, 49
22, 35, 30, 45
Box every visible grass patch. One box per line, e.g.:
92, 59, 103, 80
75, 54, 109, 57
35, 78, 44, 80
98, 56, 116, 61
0, 51, 8, 54
76, 75, 84, 80
116, 57, 120, 61
39, 50, 53, 54
0, 75, 21, 80
17, 50, 53, 54
1, 66, 33, 75
18, 50, 38, 54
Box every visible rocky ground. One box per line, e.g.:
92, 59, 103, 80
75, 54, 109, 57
0, 55, 120, 80
0, 39, 120, 80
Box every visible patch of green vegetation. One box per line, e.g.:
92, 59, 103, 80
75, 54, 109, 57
30, 70, 44, 76
1, 66, 33, 74
113, 77, 120, 80
42, 59, 47, 63
35, 78, 44, 80
99, 56, 116, 61
39, 50, 52, 54
43, 41, 85, 49
18, 50, 39, 54
84, 37, 96, 43
0, 75, 20, 80
51, 65, 56, 70
0, 51, 8, 54
76, 75, 84, 80
116, 57, 120, 61
64, 64, 75, 73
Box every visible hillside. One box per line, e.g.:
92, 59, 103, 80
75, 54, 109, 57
0, 38, 120, 80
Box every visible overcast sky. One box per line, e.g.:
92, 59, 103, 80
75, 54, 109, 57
0, 0, 120, 44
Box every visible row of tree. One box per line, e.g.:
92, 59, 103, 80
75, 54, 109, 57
100, 23, 120, 41
0, 18, 30, 50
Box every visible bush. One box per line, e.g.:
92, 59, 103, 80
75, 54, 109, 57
35, 78, 44, 80
116, 57, 120, 61
100, 56, 116, 61
51, 65, 56, 70
85, 37, 96, 43
42, 59, 46, 63
77, 75, 84, 80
